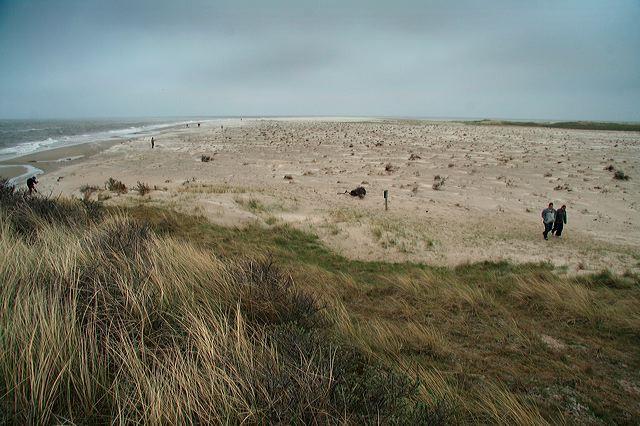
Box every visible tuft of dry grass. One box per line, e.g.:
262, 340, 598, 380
79, 184, 100, 200
135, 181, 151, 196
432, 175, 447, 190
105, 177, 127, 194
177, 183, 252, 194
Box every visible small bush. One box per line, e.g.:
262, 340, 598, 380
613, 170, 629, 180
385, 163, 396, 173
432, 175, 447, 190
135, 181, 151, 196
105, 177, 127, 194
201, 155, 213, 162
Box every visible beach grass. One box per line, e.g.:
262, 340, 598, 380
1, 188, 639, 423
464, 119, 640, 132
176, 182, 254, 194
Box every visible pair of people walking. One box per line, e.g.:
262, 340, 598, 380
541, 202, 567, 240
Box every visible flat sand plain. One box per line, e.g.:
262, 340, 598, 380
24, 118, 640, 273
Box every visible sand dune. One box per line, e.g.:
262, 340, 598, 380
33, 118, 640, 273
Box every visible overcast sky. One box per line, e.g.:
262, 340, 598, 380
0, 0, 638, 120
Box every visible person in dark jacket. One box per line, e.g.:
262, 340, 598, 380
26, 176, 38, 195
553, 205, 567, 237
541, 202, 555, 240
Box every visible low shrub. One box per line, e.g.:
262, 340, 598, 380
105, 177, 127, 194
613, 170, 630, 180
432, 175, 447, 190
135, 181, 151, 196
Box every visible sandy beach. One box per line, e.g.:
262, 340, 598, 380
9, 118, 639, 273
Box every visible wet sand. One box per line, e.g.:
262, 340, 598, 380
0, 140, 123, 184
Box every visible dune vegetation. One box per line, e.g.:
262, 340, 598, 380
463, 119, 640, 132
1, 179, 639, 424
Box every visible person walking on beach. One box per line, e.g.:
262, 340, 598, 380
541, 202, 555, 240
553, 205, 567, 237
151, 137, 155, 149
26, 176, 38, 195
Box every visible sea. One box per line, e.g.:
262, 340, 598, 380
0, 117, 208, 162
0, 117, 206, 184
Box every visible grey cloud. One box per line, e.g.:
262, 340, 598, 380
0, 0, 638, 120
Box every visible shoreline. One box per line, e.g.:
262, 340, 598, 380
0, 121, 195, 184
0, 139, 122, 185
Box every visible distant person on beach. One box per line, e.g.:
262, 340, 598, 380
553, 205, 567, 237
197, 123, 200, 127
541, 202, 555, 240
26, 176, 38, 195
151, 137, 155, 148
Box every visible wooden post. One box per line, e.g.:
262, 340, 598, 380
383, 190, 389, 211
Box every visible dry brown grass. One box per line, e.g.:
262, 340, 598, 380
1, 186, 638, 424
0, 191, 431, 424
176, 182, 253, 194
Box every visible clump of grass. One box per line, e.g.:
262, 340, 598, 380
613, 170, 630, 180
105, 177, 127, 194
135, 181, 151, 196
235, 197, 266, 213
0, 184, 103, 238
201, 154, 213, 162
264, 215, 278, 226
329, 208, 366, 223
79, 184, 100, 200
432, 175, 447, 190
370, 218, 434, 253
385, 163, 397, 173
605, 164, 631, 180
177, 183, 251, 194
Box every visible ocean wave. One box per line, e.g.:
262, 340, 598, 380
0, 120, 196, 161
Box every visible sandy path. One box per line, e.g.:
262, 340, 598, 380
37, 118, 640, 273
